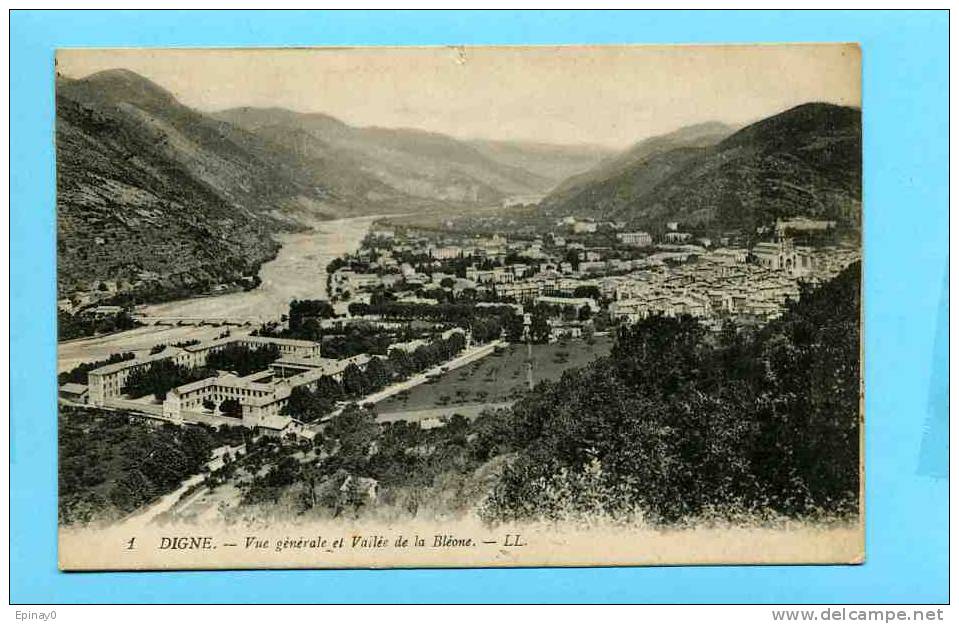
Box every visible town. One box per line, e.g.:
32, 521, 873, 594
58, 212, 860, 442
329, 214, 859, 334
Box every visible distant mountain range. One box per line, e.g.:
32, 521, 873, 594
56, 67, 860, 304
540, 103, 862, 231
214, 107, 611, 207
543, 121, 737, 204
56, 69, 611, 299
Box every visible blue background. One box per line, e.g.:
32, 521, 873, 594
10, 10, 949, 603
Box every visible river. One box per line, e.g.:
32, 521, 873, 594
58, 215, 379, 373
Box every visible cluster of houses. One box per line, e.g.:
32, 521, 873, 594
331, 221, 859, 335
62, 216, 857, 432
607, 239, 858, 325
329, 224, 684, 304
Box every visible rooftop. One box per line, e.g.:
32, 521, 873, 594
89, 347, 185, 376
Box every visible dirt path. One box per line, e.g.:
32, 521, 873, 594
319, 340, 506, 426
376, 402, 513, 424
119, 443, 244, 528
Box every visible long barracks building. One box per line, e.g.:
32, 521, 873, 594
85, 334, 371, 435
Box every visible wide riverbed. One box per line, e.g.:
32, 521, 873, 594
58, 215, 378, 372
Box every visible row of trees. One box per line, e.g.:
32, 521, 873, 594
344, 300, 518, 328
59, 351, 134, 385
265, 296, 525, 349
58, 308, 141, 341
206, 343, 281, 376
281, 332, 468, 423
122, 360, 215, 401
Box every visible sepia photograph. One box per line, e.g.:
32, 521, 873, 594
54, 44, 863, 570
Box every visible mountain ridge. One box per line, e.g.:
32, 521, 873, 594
214, 106, 610, 204
56, 69, 610, 301
540, 103, 861, 231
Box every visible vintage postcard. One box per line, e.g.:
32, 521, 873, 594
55, 44, 863, 570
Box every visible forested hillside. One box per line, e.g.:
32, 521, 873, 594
56, 74, 287, 301
478, 260, 861, 524
56, 69, 609, 302
540, 103, 861, 232
541, 121, 735, 213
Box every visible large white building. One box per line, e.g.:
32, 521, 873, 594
429, 245, 462, 260
616, 231, 653, 247
534, 296, 600, 313
664, 232, 693, 243
752, 237, 815, 278
86, 334, 328, 434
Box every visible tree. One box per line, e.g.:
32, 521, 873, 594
388, 349, 414, 378
573, 285, 600, 299
324, 407, 380, 472
530, 311, 551, 344
364, 357, 390, 391
220, 399, 242, 418
202, 398, 216, 411
341, 363, 368, 397
480, 262, 863, 525
299, 318, 323, 342
445, 331, 467, 355
504, 314, 524, 342
582, 323, 595, 344
288, 299, 334, 337
281, 386, 336, 423
472, 317, 502, 344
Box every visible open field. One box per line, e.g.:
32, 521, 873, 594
376, 336, 613, 415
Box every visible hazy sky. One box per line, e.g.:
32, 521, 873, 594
57, 45, 860, 149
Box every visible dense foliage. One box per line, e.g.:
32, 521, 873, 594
286, 299, 335, 340
321, 325, 396, 359
58, 407, 244, 524
478, 262, 861, 524
206, 343, 281, 376
122, 360, 216, 401
240, 407, 482, 518
281, 332, 469, 422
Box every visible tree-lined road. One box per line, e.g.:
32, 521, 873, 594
318, 339, 506, 424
